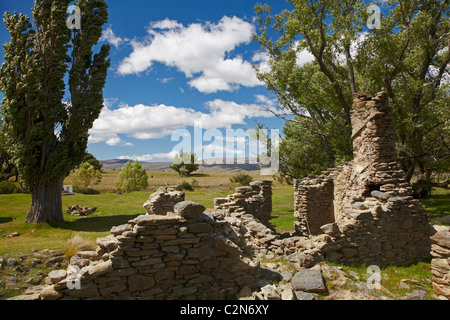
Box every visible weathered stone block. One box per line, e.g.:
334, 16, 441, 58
174, 201, 205, 220
40, 285, 63, 300
188, 222, 213, 234
291, 269, 326, 293
88, 260, 113, 278
128, 274, 155, 292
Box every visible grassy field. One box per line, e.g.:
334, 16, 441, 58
0, 170, 449, 300
0, 171, 448, 256
1, 171, 449, 255
419, 187, 450, 219
0, 171, 296, 255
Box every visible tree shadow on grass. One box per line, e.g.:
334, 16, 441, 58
0, 217, 14, 224
420, 194, 450, 218
51, 214, 142, 233
189, 173, 209, 177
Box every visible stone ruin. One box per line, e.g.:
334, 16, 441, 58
214, 181, 274, 230
38, 200, 261, 300
17, 91, 448, 300
34, 181, 308, 300
430, 225, 450, 300
143, 186, 185, 215
293, 92, 436, 266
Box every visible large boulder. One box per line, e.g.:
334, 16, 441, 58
174, 201, 205, 220
291, 269, 327, 293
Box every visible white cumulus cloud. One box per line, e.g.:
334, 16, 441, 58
101, 26, 126, 48
117, 16, 262, 93
118, 151, 179, 162
88, 96, 277, 146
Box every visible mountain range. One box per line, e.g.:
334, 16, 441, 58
100, 158, 260, 173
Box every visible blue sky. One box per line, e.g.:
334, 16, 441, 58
0, 1, 392, 163
0, 0, 294, 163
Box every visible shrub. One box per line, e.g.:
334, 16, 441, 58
0, 180, 17, 194
72, 162, 102, 193
114, 161, 149, 193
230, 173, 253, 186
180, 179, 199, 192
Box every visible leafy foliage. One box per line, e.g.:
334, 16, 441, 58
0, 128, 17, 182
72, 162, 102, 193
114, 161, 149, 193
253, 0, 449, 182
0, 0, 110, 223
81, 153, 103, 172
0, 181, 18, 194
230, 173, 254, 186
180, 179, 199, 191
171, 152, 200, 177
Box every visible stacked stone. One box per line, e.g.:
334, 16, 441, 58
214, 180, 274, 229
430, 226, 450, 300
39, 201, 260, 300
143, 186, 185, 215
293, 92, 435, 267
66, 205, 97, 216
247, 181, 273, 227
344, 93, 414, 203
315, 189, 434, 267
294, 173, 335, 236
212, 209, 315, 260
351, 92, 397, 164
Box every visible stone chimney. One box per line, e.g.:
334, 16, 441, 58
345, 92, 411, 200
351, 92, 397, 165
294, 92, 435, 266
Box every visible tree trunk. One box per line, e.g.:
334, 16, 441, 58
404, 158, 418, 184
26, 177, 65, 224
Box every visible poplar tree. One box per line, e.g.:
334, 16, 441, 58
0, 0, 110, 223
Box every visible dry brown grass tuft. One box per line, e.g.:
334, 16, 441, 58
63, 235, 96, 262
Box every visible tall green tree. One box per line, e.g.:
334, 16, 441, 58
253, 0, 449, 182
81, 153, 103, 172
0, 0, 110, 223
358, 0, 450, 182
0, 127, 18, 182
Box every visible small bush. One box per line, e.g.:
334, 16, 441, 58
180, 179, 199, 192
73, 162, 102, 193
114, 161, 149, 193
230, 173, 253, 186
0, 181, 17, 194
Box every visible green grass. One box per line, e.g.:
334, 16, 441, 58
0, 180, 296, 255
325, 260, 434, 300
0, 192, 150, 255
271, 184, 296, 232
1, 172, 449, 300
0, 190, 234, 255
1, 180, 448, 255
420, 188, 450, 220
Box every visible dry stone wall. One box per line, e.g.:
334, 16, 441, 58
211, 183, 321, 261
214, 181, 274, 229
294, 174, 335, 235
39, 201, 260, 300
294, 92, 435, 267
143, 186, 185, 215
430, 225, 450, 300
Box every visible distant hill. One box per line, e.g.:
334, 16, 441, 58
100, 158, 260, 173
